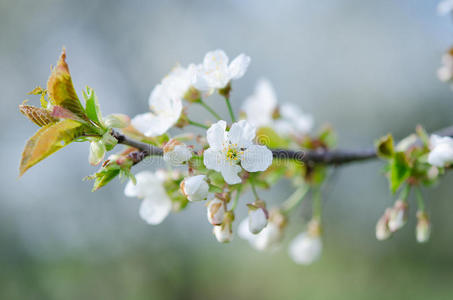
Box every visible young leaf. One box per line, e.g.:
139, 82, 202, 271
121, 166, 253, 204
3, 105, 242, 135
19, 104, 57, 127
46, 48, 87, 120
83, 87, 103, 126
389, 152, 411, 193
375, 134, 394, 159
19, 119, 84, 176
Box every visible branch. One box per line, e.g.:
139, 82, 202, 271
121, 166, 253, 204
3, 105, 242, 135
112, 125, 453, 166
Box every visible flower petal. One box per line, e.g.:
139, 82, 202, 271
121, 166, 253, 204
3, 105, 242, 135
131, 113, 176, 137
288, 233, 322, 265
207, 120, 227, 149
228, 120, 256, 148
228, 53, 251, 80
203, 148, 224, 172
242, 79, 277, 128
139, 194, 172, 225
202, 50, 230, 88
124, 171, 157, 198
241, 145, 273, 172
220, 163, 242, 185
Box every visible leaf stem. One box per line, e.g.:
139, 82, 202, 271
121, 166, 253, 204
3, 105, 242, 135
188, 120, 209, 129
199, 100, 222, 120
224, 97, 236, 123
282, 184, 310, 214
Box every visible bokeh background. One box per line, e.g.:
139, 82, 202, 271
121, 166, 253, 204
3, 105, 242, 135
1, 0, 453, 299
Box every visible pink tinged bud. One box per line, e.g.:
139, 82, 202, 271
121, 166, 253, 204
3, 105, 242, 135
89, 140, 106, 166
104, 114, 130, 128
213, 224, 233, 243
248, 207, 268, 234
207, 198, 225, 225
388, 200, 408, 233
376, 208, 392, 241
163, 140, 192, 165
416, 211, 431, 243
180, 175, 209, 202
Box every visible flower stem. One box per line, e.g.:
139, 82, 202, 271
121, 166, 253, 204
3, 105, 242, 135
231, 187, 242, 211
313, 187, 322, 220
249, 176, 259, 200
199, 100, 222, 120
415, 187, 425, 212
224, 97, 236, 123
188, 120, 209, 129
400, 184, 411, 202
282, 184, 309, 214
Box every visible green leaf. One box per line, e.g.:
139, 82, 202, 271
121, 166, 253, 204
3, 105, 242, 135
389, 152, 411, 193
46, 48, 87, 120
375, 134, 394, 159
317, 125, 337, 148
19, 119, 84, 176
19, 104, 57, 127
83, 86, 103, 126
256, 126, 289, 148
88, 168, 121, 191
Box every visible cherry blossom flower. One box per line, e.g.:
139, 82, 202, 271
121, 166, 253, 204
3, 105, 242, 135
427, 135, 453, 167
193, 49, 250, 92
203, 120, 273, 184
207, 198, 225, 225
180, 175, 209, 202
438, 0, 453, 15
241, 79, 313, 135
124, 170, 172, 225
288, 232, 322, 265
163, 139, 192, 165
131, 66, 195, 137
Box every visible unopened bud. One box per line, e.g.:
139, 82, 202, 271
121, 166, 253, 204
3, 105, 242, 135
247, 201, 268, 234
89, 140, 106, 166
376, 208, 392, 240
288, 218, 323, 265
213, 211, 234, 243
104, 114, 130, 128
163, 139, 192, 165
180, 175, 209, 202
207, 198, 225, 225
101, 132, 118, 151
388, 200, 408, 232
416, 211, 431, 243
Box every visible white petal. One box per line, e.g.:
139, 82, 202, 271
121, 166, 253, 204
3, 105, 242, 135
131, 113, 176, 137
438, 0, 453, 15
241, 145, 273, 172
279, 103, 314, 134
249, 208, 268, 234
207, 198, 225, 225
251, 222, 282, 251
202, 49, 230, 88
207, 120, 227, 149
228, 54, 251, 80
124, 179, 139, 197
288, 233, 322, 265
213, 225, 233, 243
124, 171, 157, 198
220, 163, 243, 185
183, 175, 209, 202
139, 195, 172, 225
428, 135, 453, 167
238, 218, 254, 240
163, 144, 192, 165
228, 120, 256, 148
242, 78, 277, 128
203, 148, 223, 172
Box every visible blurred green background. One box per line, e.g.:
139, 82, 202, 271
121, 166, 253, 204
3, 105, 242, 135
2, 0, 453, 299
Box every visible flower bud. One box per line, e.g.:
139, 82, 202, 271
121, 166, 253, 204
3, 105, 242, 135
207, 198, 225, 225
183, 86, 201, 103
247, 201, 268, 234
288, 219, 322, 265
180, 175, 209, 202
101, 132, 118, 151
376, 208, 392, 241
104, 114, 130, 128
213, 211, 234, 243
416, 211, 431, 243
163, 139, 192, 165
388, 200, 408, 232
89, 140, 106, 166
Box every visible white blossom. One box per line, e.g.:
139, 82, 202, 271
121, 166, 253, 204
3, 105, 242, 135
180, 175, 209, 202
242, 79, 278, 128
163, 140, 192, 165
437, 51, 453, 82
241, 79, 313, 135
427, 135, 453, 167
207, 198, 225, 225
132, 66, 196, 137
416, 211, 431, 243
193, 49, 250, 91
248, 207, 268, 234
438, 0, 453, 15
213, 224, 233, 243
288, 232, 322, 265
274, 103, 314, 136
203, 120, 273, 185
376, 208, 392, 241
124, 170, 172, 225
238, 217, 283, 251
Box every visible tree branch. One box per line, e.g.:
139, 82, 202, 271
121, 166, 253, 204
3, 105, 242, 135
111, 125, 453, 166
